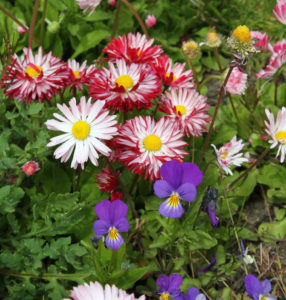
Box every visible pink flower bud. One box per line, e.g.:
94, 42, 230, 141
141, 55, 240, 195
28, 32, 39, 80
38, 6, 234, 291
145, 14, 156, 28
21, 161, 40, 176
18, 26, 28, 34
108, 0, 116, 5
260, 135, 267, 141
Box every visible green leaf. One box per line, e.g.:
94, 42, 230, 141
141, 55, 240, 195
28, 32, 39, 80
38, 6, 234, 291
258, 218, 286, 240
72, 30, 109, 58
27, 103, 44, 115
114, 267, 148, 290
0, 185, 25, 213
185, 230, 217, 250
181, 278, 201, 292
216, 244, 226, 265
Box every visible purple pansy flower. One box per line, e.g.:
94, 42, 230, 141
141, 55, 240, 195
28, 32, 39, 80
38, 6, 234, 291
183, 287, 206, 300
244, 274, 276, 300
93, 200, 129, 250
202, 187, 219, 227
156, 273, 183, 299
199, 254, 216, 273
154, 161, 203, 218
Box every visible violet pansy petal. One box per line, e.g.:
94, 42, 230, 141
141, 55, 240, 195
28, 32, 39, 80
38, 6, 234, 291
207, 207, 219, 227
154, 180, 173, 198
177, 183, 197, 202
196, 295, 207, 300
159, 198, 183, 218
182, 163, 203, 186
187, 287, 200, 300
261, 279, 272, 295
160, 160, 183, 189
168, 273, 183, 292
95, 200, 111, 221
93, 219, 110, 238
173, 292, 185, 300
110, 200, 128, 223
105, 231, 124, 250
156, 274, 169, 292
114, 217, 129, 233
245, 274, 262, 300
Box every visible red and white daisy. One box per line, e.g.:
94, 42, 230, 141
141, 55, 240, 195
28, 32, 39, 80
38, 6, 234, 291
63, 281, 145, 300
116, 116, 188, 181
45, 96, 117, 169
89, 59, 161, 112
1, 47, 69, 103
265, 107, 286, 163
152, 55, 194, 89
103, 33, 164, 64
257, 40, 286, 78
211, 136, 248, 176
225, 67, 247, 95
159, 88, 209, 137
76, 0, 101, 15
67, 59, 97, 95
273, 0, 286, 25
250, 31, 269, 51
95, 167, 120, 192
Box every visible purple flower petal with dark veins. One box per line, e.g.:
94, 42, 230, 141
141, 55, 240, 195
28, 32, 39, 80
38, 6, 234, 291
261, 279, 272, 295
93, 219, 110, 238
95, 200, 111, 221
182, 163, 203, 186
105, 231, 124, 250
110, 200, 128, 223
154, 180, 174, 198
156, 274, 169, 293
199, 254, 216, 273
160, 161, 183, 189
245, 274, 262, 300
168, 273, 183, 295
159, 198, 183, 218
207, 206, 219, 227
177, 183, 196, 202
114, 217, 129, 232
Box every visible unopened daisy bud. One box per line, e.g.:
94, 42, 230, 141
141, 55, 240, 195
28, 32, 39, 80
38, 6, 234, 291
110, 191, 122, 202
18, 26, 28, 34
206, 31, 222, 48
182, 40, 200, 59
226, 25, 257, 58
145, 15, 156, 28
21, 161, 40, 176
108, 0, 116, 5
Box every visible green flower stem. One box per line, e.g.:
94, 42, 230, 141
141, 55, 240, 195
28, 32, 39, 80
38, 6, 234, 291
274, 75, 279, 106
219, 169, 248, 276
104, 158, 137, 218
0, 270, 90, 280
213, 47, 223, 73
121, 0, 149, 39
198, 75, 221, 92
187, 58, 197, 85
197, 66, 234, 166
40, 0, 48, 45
228, 94, 245, 131
111, 0, 122, 39
227, 146, 271, 190
0, 5, 40, 46
29, 0, 41, 49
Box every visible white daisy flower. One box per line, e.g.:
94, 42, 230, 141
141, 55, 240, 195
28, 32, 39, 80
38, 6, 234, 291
211, 136, 248, 175
45, 96, 117, 169
265, 107, 286, 163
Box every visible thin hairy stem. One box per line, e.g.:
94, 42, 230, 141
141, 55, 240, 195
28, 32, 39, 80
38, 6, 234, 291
40, 0, 48, 44
111, 0, 122, 39
29, 0, 41, 49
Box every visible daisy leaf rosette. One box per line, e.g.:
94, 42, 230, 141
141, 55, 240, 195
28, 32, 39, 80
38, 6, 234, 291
45, 96, 117, 169
93, 200, 129, 250
1, 47, 69, 103
154, 160, 203, 218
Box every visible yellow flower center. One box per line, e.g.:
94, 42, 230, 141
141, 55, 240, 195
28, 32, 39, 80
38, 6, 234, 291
72, 120, 90, 140
109, 227, 118, 240
232, 25, 251, 43
168, 194, 179, 207
259, 297, 267, 300
143, 134, 162, 152
25, 64, 42, 78
184, 41, 198, 50
176, 105, 187, 115
220, 151, 228, 160
160, 293, 169, 300
115, 75, 134, 90
137, 49, 141, 56
276, 131, 286, 144
166, 73, 177, 81
73, 71, 80, 79
208, 32, 219, 41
